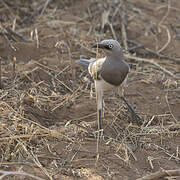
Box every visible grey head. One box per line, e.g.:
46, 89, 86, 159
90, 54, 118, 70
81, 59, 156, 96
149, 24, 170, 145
92, 39, 129, 86
92, 39, 123, 57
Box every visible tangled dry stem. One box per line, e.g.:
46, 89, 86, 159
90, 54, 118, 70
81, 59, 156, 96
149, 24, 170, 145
0, 0, 179, 179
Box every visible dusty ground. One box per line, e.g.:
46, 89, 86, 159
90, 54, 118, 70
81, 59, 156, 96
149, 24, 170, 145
0, 0, 180, 179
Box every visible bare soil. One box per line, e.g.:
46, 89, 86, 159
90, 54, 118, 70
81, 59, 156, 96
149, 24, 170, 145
0, 0, 180, 179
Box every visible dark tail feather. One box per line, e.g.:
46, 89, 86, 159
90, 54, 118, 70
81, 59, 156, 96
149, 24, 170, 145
76, 59, 91, 69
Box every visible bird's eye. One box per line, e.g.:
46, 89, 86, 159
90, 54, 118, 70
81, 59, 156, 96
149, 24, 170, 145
108, 44, 113, 49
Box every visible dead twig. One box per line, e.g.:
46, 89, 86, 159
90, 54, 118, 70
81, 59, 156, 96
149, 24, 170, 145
35, 28, 39, 48
120, 5, 128, 51
1, 0, 16, 19
137, 168, 180, 180
6, 27, 29, 42
109, 22, 117, 41
157, 25, 171, 53
12, 18, 16, 31
101, 10, 117, 40
1, 31, 16, 51
55, 40, 75, 80
152, 143, 180, 161
158, 0, 171, 27
165, 92, 178, 123
32, 61, 73, 92
127, 40, 180, 64
17, 139, 53, 180
12, 57, 16, 79
0, 170, 44, 180
40, 0, 51, 16
0, 133, 49, 142
125, 54, 177, 78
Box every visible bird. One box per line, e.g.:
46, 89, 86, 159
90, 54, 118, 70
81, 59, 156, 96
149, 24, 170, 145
76, 39, 140, 131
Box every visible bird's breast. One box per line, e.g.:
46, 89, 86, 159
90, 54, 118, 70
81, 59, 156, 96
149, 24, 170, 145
101, 60, 129, 86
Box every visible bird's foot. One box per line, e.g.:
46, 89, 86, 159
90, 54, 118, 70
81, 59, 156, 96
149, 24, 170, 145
121, 96, 142, 125
94, 129, 104, 139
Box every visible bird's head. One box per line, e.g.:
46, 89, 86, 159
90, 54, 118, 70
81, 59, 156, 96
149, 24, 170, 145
92, 39, 122, 56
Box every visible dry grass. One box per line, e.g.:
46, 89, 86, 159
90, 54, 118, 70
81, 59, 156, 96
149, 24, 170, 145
0, 0, 180, 179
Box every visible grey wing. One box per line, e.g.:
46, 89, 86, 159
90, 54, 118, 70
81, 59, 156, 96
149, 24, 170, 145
76, 58, 96, 69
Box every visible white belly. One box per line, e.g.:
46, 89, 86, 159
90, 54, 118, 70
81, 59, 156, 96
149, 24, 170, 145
94, 79, 117, 110
95, 79, 116, 93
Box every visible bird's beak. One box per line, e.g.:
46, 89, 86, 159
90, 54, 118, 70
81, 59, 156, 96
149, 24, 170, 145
92, 43, 107, 49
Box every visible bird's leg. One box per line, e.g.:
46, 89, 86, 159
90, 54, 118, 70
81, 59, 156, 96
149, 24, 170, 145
117, 86, 142, 125
97, 109, 102, 130
96, 90, 103, 130
121, 96, 142, 125
121, 75, 128, 97
102, 99, 105, 118
96, 92, 104, 138
95, 80, 104, 131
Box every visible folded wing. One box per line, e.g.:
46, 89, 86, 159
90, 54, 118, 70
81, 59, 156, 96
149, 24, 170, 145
76, 57, 106, 80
